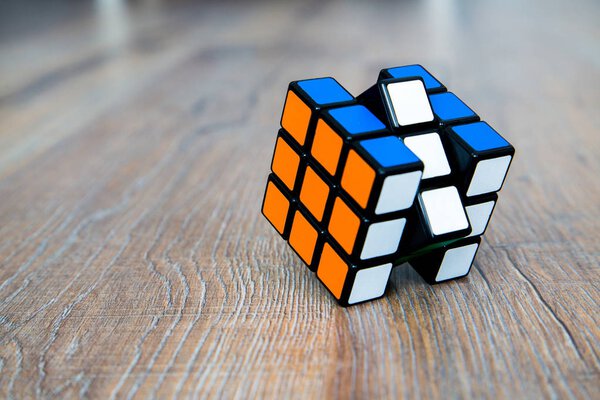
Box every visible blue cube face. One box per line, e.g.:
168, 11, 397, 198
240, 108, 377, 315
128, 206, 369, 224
429, 92, 476, 123
385, 65, 443, 91
450, 122, 511, 153
359, 136, 420, 168
297, 77, 354, 105
329, 105, 386, 135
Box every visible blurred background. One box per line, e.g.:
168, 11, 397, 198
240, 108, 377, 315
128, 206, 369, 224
1, 0, 599, 179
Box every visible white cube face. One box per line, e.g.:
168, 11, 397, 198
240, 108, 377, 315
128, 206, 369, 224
419, 186, 469, 236
385, 80, 434, 127
467, 155, 512, 197
375, 170, 422, 214
360, 218, 406, 260
348, 263, 393, 304
404, 132, 451, 179
465, 200, 495, 237
435, 243, 479, 282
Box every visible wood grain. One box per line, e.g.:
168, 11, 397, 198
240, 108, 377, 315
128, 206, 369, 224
0, 0, 599, 398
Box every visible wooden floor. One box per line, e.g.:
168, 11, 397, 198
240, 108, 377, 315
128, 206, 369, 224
0, 0, 599, 398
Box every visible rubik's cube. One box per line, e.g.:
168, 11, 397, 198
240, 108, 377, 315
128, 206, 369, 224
261, 65, 514, 306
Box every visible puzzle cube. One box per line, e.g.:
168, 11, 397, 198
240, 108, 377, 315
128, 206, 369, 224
262, 66, 514, 306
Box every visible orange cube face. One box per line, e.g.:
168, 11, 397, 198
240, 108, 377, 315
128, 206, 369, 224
317, 243, 349, 299
281, 91, 312, 146
299, 166, 330, 222
262, 181, 291, 235
271, 135, 301, 191
341, 150, 375, 209
288, 210, 319, 265
328, 197, 361, 255
311, 119, 343, 176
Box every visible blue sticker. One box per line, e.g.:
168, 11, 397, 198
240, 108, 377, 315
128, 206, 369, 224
329, 105, 385, 134
297, 78, 353, 105
359, 136, 420, 168
386, 65, 442, 90
452, 122, 511, 152
429, 92, 476, 121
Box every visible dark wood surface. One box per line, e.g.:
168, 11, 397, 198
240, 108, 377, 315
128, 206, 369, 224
0, 0, 598, 398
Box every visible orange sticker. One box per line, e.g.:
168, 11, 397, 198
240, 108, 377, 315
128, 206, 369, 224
328, 197, 360, 255
289, 211, 319, 265
281, 91, 311, 146
262, 181, 290, 234
271, 136, 301, 190
341, 150, 375, 209
311, 119, 343, 176
317, 243, 349, 299
299, 166, 330, 222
